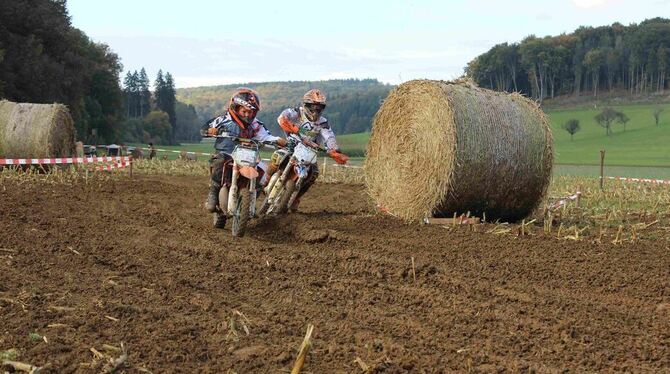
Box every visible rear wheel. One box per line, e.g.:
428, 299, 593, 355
231, 190, 251, 237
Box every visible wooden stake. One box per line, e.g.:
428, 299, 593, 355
291, 324, 315, 374
557, 223, 563, 239
600, 149, 606, 191
576, 187, 582, 208
322, 156, 327, 177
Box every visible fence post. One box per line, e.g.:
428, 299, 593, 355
599, 149, 606, 191
323, 156, 327, 176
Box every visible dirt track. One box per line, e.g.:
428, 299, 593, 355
1, 175, 669, 373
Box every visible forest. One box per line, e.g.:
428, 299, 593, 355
0, 0, 199, 145
466, 18, 670, 103
0, 0, 123, 143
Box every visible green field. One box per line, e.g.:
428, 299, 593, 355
334, 103, 670, 166
549, 103, 670, 166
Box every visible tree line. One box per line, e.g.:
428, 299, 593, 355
0, 0, 201, 146
466, 18, 670, 103
0, 0, 123, 144
177, 79, 392, 136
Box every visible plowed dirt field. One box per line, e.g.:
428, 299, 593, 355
1, 176, 668, 373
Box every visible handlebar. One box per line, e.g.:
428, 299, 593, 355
288, 133, 327, 152
203, 132, 283, 150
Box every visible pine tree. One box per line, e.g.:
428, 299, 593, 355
153, 70, 177, 143
122, 71, 135, 118
164, 72, 177, 132
123, 71, 140, 118
154, 69, 166, 112
138, 68, 151, 117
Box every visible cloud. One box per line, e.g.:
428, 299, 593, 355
98, 34, 478, 88
571, 0, 609, 8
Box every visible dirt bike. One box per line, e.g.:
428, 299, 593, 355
210, 133, 269, 237
258, 134, 325, 216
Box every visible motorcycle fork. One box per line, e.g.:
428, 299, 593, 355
269, 159, 295, 200
227, 163, 239, 215
249, 176, 257, 217
265, 153, 289, 196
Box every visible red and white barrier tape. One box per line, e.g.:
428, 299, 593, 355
606, 176, 670, 185
0, 156, 132, 166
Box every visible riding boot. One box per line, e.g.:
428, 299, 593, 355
206, 185, 219, 213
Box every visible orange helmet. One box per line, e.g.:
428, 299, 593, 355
302, 89, 326, 121
229, 87, 261, 125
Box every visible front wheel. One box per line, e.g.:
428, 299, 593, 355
213, 212, 226, 229
258, 194, 271, 216
276, 179, 296, 214
231, 191, 251, 237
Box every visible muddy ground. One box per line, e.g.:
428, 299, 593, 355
1, 175, 668, 373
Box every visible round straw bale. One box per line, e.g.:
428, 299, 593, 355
365, 80, 553, 222
0, 100, 76, 158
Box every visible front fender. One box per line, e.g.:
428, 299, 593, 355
294, 164, 310, 180
239, 166, 259, 179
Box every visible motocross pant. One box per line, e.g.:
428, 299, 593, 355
209, 153, 231, 189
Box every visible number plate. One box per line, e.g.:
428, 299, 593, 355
294, 143, 317, 164
233, 147, 258, 165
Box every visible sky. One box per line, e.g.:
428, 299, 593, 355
66, 0, 669, 88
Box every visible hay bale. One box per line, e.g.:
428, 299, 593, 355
365, 80, 553, 222
0, 100, 75, 158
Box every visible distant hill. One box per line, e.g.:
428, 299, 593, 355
176, 79, 393, 135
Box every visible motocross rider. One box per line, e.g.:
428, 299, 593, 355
268, 88, 349, 212
203, 88, 287, 215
